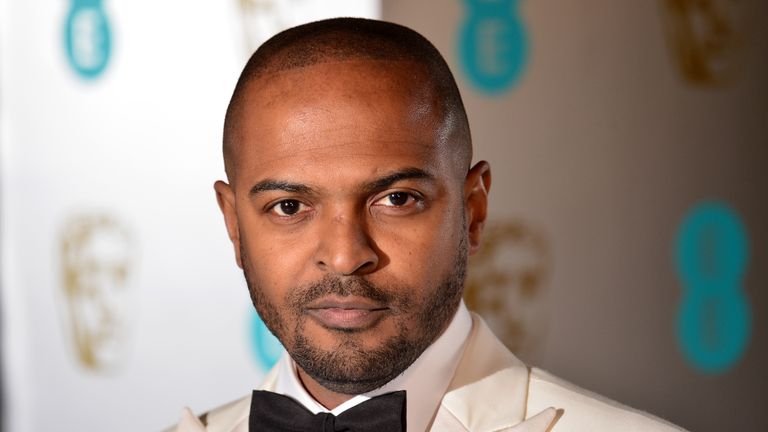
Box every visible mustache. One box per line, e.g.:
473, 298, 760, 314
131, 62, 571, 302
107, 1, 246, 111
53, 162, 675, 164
288, 275, 401, 310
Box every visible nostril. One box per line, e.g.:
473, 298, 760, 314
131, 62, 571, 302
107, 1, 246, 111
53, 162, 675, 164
314, 247, 379, 276
313, 215, 380, 275
356, 259, 378, 274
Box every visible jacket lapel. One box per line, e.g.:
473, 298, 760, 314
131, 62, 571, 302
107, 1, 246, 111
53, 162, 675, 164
188, 315, 558, 432
433, 313, 557, 432
204, 366, 281, 432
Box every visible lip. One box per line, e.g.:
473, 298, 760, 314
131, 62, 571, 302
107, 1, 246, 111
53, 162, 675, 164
306, 296, 389, 330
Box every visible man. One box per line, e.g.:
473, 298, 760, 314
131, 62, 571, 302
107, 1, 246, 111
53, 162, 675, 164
170, 18, 684, 432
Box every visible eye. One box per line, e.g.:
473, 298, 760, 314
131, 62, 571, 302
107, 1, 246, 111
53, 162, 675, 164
269, 199, 307, 217
374, 192, 419, 207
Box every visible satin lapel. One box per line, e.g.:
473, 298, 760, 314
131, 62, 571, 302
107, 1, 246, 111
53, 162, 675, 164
174, 408, 207, 432
196, 366, 280, 432
507, 408, 559, 432
436, 313, 552, 432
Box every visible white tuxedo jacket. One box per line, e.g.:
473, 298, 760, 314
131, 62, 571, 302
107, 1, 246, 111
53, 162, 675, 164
170, 314, 685, 431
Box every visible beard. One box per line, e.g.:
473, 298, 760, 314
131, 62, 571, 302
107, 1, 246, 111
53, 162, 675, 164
240, 226, 468, 395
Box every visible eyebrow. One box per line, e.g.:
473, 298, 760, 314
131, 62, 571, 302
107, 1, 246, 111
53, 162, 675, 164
249, 180, 314, 197
248, 167, 435, 198
360, 167, 435, 194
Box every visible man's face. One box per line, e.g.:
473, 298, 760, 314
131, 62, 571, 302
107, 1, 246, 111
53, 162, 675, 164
217, 59, 489, 394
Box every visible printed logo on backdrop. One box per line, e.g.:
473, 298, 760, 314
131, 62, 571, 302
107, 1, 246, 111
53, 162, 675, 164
64, 0, 112, 80
659, 0, 747, 86
249, 309, 284, 371
674, 201, 751, 374
237, 0, 379, 57
464, 220, 551, 360
238, 0, 296, 55
459, 0, 529, 95
58, 213, 136, 373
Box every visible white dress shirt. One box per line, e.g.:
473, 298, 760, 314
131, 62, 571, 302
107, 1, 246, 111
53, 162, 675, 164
273, 300, 473, 432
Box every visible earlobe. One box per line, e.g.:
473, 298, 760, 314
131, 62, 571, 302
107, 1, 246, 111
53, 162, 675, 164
214, 180, 243, 268
463, 161, 491, 255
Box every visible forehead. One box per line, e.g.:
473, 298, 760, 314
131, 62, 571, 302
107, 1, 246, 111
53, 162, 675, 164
232, 60, 453, 189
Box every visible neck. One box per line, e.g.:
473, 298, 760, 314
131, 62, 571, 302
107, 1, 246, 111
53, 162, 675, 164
296, 367, 354, 410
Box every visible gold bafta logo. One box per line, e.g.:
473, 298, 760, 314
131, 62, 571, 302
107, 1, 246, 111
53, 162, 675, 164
660, 0, 746, 86
59, 214, 136, 372
237, 0, 298, 55
465, 220, 552, 359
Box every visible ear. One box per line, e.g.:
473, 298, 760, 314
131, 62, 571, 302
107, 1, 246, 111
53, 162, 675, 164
463, 161, 491, 255
214, 180, 243, 268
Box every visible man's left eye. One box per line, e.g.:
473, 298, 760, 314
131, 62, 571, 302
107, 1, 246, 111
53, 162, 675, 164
375, 192, 416, 207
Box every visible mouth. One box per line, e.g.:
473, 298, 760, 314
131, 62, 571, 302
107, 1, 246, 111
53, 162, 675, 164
305, 296, 389, 331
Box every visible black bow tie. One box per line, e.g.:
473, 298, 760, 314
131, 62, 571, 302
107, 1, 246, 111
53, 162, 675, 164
249, 390, 406, 432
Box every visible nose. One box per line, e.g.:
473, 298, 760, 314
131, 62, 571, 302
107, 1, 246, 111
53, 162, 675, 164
314, 211, 379, 275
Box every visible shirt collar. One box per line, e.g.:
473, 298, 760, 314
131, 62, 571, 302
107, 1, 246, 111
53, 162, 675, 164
273, 300, 472, 432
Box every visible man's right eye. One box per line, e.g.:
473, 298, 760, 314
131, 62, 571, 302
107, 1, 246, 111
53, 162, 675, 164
269, 199, 306, 217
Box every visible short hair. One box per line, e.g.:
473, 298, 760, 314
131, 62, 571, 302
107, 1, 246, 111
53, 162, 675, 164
223, 17, 472, 181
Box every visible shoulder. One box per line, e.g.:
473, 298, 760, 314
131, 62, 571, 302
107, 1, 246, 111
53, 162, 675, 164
202, 395, 252, 432
164, 366, 280, 432
452, 314, 686, 431
162, 395, 252, 432
527, 368, 686, 431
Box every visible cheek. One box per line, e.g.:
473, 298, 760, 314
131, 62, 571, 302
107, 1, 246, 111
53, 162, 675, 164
375, 206, 464, 284
240, 219, 316, 300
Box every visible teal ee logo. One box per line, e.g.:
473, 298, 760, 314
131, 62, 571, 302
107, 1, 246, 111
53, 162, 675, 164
249, 309, 284, 372
64, 0, 112, 80
459, 0, 529, 94
674, 201, 751, 374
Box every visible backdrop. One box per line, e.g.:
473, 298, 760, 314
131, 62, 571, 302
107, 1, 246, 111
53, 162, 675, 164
1, 1, 765, 431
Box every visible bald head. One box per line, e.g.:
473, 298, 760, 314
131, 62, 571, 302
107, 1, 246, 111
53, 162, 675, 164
222, 18, 472, 181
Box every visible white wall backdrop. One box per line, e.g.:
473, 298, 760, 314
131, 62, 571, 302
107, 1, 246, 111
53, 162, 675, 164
2, 1, 766, 432
0, 1, 378, 431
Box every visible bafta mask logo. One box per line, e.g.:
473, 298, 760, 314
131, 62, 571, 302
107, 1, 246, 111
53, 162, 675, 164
465, 220, 551, 359
660, 0, 746, 86
59, 214, 135, 372
237, 0, 310, 55
236, 0, 379, 56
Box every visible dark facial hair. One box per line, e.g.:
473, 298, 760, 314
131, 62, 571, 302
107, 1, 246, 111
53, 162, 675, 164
240, 224, 467, 395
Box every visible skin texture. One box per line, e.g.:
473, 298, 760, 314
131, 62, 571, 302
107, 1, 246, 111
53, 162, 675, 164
215, 59, 491, 409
